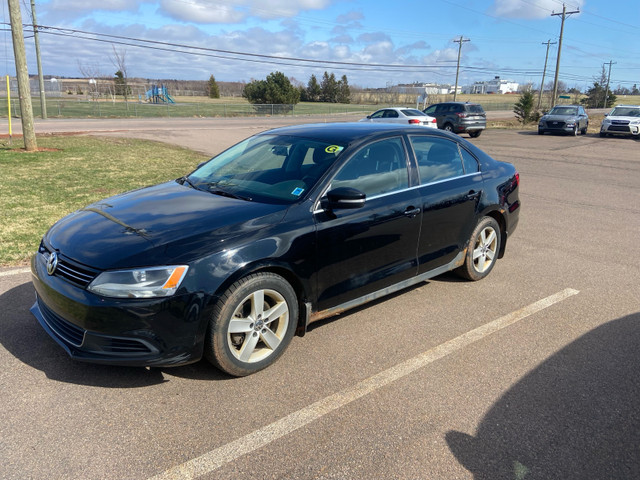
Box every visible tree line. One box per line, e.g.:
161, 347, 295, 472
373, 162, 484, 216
235, 71, 351, 105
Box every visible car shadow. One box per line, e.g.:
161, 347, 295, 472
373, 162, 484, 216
446, 313, 640, 479
0, 282, 228, 386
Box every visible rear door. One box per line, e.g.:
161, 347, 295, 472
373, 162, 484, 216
408, 135, 483, 274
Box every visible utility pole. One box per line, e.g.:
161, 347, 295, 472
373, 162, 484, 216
603, 60, 616, 108
30, 0, 47, 119
453, 36, 470, 101
8, 0, 37, 151
551, 4, 580, 106
537, 40, 556, 110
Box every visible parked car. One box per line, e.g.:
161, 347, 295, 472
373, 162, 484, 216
423, 102, 486, 137
599, 105, 640, 138
360, 107, 437, 128
31, 123, 520, 377
538, 105, 589, 135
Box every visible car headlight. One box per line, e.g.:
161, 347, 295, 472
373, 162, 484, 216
88, 266, 189, 298
630, 120, 640, 125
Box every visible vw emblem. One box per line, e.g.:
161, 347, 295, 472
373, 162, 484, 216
47, 252, 59, 276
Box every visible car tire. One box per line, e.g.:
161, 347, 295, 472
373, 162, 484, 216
599, 132, 607, 138
443, 123, 454, 132
572, 125, 578, 136
456, 217, 501, 281
538, 129, 544, 135
468, 131, 482, 138
205, 272, 298, 377
581, 123, 588, 135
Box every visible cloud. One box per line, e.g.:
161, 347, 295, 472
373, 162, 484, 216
336, 10, 364, 23
491, 0, 583, 19
157, 0, 331, 24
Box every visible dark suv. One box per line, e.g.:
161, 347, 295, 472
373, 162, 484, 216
423, 102, 486, 138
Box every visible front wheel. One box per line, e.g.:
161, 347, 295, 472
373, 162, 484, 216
581, 122, 588, 135
456, 217, 501, 281
205, 273, 298, 376
572, 125, 578, 136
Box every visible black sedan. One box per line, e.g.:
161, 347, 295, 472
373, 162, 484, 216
31, 123, 520, 376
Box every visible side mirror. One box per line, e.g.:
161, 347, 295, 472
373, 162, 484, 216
321, 187, 366, 210
366, 115, 372, 119
197, 161, 208, 169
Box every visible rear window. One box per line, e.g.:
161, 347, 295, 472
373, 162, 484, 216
465, 104, 485, 113
402, 109, 426, 117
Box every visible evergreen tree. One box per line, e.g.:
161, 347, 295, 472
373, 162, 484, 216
306, 74, 321, 102
337, 75, 351, 104
513, 90, 537, 124
320, 72, 338, 103
208, 74, 220, 99
113, 70, 130, 97
581, 66, 617, 108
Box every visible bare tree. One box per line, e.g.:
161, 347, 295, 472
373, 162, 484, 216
110, 46, 130, 102
77, 61, 103, 100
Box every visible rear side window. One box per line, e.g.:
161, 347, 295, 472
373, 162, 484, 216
402, 109, 426, 117
409, 136, 465, 184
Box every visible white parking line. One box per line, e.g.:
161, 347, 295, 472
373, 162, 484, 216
148, 288, 580, 480
0, 267, 31, 277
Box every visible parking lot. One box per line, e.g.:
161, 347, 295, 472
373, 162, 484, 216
1, 118, 639, 479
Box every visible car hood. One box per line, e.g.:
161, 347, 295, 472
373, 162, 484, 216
603, 115, 640, 122
45, 181, 288, 269
542, 114, 578, 121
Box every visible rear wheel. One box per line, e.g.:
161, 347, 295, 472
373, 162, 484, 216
456, 217, 501, 281
205, 273, 298, 376
443, 123, 454, 132
468, 130, 482, 138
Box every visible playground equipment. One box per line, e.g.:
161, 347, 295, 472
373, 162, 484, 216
145, 85, 175, 104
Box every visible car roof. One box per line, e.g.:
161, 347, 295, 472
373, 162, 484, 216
613, 105, 640, 108
259, 122, 453, 144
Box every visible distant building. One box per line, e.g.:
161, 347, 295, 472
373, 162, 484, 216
463, 76, 519, 94
394, 83, 460, 95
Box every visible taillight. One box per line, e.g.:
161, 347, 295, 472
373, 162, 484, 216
408, 119, 420, 124
431, 118, 437, 123
456, 112, 467, 118
515, 172, 520, 186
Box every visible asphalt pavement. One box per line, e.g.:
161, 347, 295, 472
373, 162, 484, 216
1, 118, 638, 479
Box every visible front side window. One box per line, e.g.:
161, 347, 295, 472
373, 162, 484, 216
409, 136, 466, 184
330, 138, 408, 197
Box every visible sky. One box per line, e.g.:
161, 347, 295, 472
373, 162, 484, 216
1, 0, 638, 91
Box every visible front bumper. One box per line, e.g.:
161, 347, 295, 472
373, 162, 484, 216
600, 123, 640, 136
30, 252, 208, 367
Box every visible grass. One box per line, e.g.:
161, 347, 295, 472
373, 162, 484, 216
0, 135, 209, 267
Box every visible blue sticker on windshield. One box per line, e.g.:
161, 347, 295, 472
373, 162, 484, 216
292, 187, 305, 196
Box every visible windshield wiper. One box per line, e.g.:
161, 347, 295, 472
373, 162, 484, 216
179, 176, 198, 189
208, 187, 252, 202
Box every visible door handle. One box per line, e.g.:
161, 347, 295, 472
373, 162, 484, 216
403, 207, 421, 218
465, 190, 481, 201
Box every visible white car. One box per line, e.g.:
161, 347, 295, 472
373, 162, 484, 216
600, 105, 640, 137
360, 107, 438, 128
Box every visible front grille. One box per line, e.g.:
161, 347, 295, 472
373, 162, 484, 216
38, 298, 85, 347
39, 243, 99, 288
547, 121, 566, 129
609, 125, 631, 132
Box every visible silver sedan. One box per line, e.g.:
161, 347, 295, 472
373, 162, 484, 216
360, 107, 438, 128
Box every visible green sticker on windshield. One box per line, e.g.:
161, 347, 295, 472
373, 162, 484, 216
325, 145, 343, 154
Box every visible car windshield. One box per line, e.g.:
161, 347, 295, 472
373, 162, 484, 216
549, 106, 577, 115
610, 107, 640, 117
186, 134, 345, 204
402, 109, 427, 117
